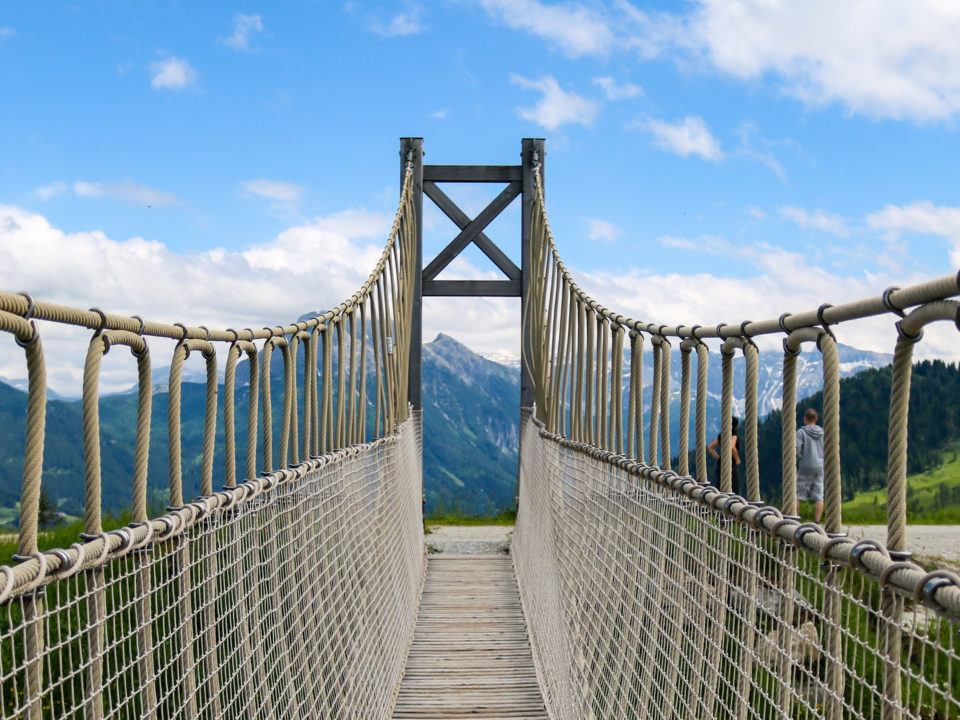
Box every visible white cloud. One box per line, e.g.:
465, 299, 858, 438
780, 206, 852, 237
575, 240, 958, 361
632, 0, 960, 123
0, 202, 524, 394
221, 14, 264, 51
478, 0, 614, 58
368, 6, 425, 37
748, 206, 765, 220
34, 182, 68, 200
431, 109, 449, 119
584, 218, 621, 244
243, 179, 302, 204
593, 76, 643, 100
0, 27, 14, 40
73, 180, 180, 206
867, 201, 960, 265
733, 121, 786, 183
243, 178, 303, 214
643, 116, 723, 161
0, 203, 392, 394
149, 56, 197, 90
511, 74, 599, 130
659, 234, 731, 254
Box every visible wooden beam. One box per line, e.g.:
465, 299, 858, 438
423, 165, 521, 183
423, 280, 522, 297
422, 181, 521, 281
423, 181, 521, 282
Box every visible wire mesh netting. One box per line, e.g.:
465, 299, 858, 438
0, 418, 424, 720
514, 417, 960, 720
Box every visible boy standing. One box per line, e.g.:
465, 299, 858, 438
796, 408, 824, 522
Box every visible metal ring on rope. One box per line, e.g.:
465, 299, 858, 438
751, 506, 781, 533
792, 522, 826, 550
848, 539, 889, 573
878, 560, 922, 589
818, 535, 855, 563
90, 307, 108, 337
912, 569, 960, 606
14, 319, 39, 349
882, 287, 905, 318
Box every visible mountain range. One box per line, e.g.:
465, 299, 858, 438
0, 334, 892, 518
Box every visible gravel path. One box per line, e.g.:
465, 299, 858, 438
845, 525, 960, 566
424, 525, 512, 555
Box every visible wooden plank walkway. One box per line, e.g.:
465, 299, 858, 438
392, 555, 548, 720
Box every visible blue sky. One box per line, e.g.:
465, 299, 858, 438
1, 1, 959, 392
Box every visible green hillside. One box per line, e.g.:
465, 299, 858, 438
842, 442, 960, 524
754, 359, 960, 505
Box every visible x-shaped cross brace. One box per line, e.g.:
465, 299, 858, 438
422, 180, 522, 294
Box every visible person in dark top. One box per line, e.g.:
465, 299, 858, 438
707, 416, 741, 495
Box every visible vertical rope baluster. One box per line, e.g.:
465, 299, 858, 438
335, 317, 347, 449
347, 308, 358, 446
678, 342, 693, 476
649, 338, 661, 466
658, 337, 671, 470
310, 328, 320, 456
628, 331, 644, 461
719, 343, 734, 493
598, 316, 609, 451
551, 284, 570, 434
743, 341, 759, 502
611, 324, 624, 455
819, 329, 844, 720
167, 335, 217, 717
280, 335, 294, 466
584, 308, 595, 446
1, 310, 46, 720
359, 303, 368, 443
694, 341, 708, 484
573, 298, 585, 443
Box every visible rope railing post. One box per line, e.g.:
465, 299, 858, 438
881, 300, 960, 720
678, 341, 693, 475
1, 309, 46, 720
628, 331, 643, 461
693, 340, 708, 484
611, 323, 624, 455
82, 329, 152, 720
657, 336, 672, 470
649, 338, 662, 466
719, 342, 734, 493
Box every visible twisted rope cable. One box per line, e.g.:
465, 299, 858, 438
678, 343, 692, 476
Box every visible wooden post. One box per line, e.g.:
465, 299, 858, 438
401, 138, 424, 411
520, 138, 545, 410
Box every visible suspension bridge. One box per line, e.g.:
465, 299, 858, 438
0, 138, 957, 719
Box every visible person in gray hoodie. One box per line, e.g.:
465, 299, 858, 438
796, 408, 825, 522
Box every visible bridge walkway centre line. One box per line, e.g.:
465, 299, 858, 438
391, 555, 548, 720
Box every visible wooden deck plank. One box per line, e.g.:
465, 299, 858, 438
391, 555, 548, 720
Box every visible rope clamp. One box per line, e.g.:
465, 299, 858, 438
882, 287, 905, 318
14, 320, 39, 349
848, 539, 889, 573
90, 307, 108, 337
913, 569, 960, 606
17, 292, 35, 320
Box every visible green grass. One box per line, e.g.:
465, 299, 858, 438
0, 512, 133, 564
425, 508, 516, 527
843, 443, 960, 524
